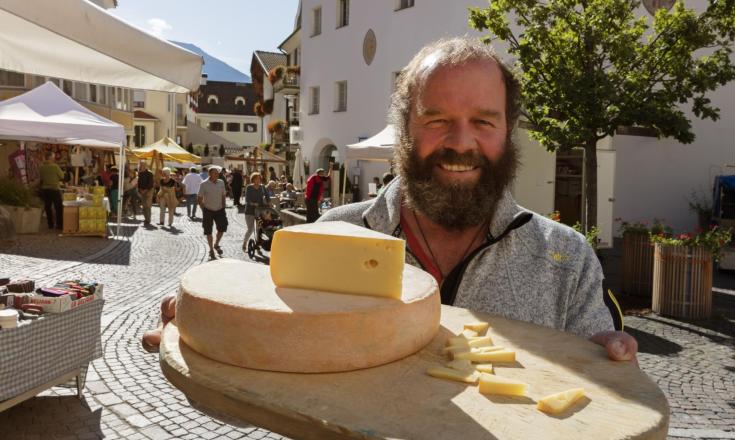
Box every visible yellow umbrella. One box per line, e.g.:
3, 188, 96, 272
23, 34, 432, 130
130, 137, 201, 164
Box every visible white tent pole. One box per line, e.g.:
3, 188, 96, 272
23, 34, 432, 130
116, 145, 124, 237
341, 159, 348, 205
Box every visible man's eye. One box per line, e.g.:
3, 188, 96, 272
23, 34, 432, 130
475, 119, 495, 127
426, 119, 447, 127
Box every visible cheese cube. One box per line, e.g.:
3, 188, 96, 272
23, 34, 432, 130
446, 359, 474, 371
464, 321, 490, 334
270, 221, 405, 298
455, 349, 514, 363
478, 373, 528, 396
537, 388, 586, 414
460, 329, 478, 338
427, 367, 479, 384
475, 363, 494, 374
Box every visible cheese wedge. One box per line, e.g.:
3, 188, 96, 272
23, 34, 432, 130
427, 366, 479, 384
537, 388, 586, 414
446, 359, 474, 371
479, 373, 528, 396
464, 321, 490, 334
270, 221, 405, 298
475, 363, 494, 374
454, 349, 514, 363
446, 336, 494, 348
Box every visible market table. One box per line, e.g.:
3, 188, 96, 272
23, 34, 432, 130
160, 304, 669, 440
0, 298, 103, 411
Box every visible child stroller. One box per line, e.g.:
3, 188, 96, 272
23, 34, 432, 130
246, 207, 282, 259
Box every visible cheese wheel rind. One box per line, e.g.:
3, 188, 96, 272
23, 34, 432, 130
176, 259, 439, 373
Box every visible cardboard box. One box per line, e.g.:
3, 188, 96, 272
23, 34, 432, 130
29, 284, 103, 313
63, 206, 79, 233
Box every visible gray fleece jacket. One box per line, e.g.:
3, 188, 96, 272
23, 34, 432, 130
320, 176, 613, 338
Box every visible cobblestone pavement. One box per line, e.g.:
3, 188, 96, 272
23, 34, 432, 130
0, 210, 733, 439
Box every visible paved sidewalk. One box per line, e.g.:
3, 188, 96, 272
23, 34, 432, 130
0, 209, 733, 439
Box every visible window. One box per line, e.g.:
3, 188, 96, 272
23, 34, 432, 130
396, 0, 414, 10
334, 81, 347, 112
98, 85, 108, 105
209, 122, 224, 131
226, 122, 241, 132
73, 81, 88, 101
312, 7, 322, 36
133, 90, 146, 108
337, 0, 349, 28
0, 70, 25, 87
309, 86, 320, 114
243, 123, 258, 133
235, 96, 246, 106
32, 75, 46, 88
62, 80, 73, 97
207, 95, 219, 105
134, 125, 146, 147
89, 84, 97, 103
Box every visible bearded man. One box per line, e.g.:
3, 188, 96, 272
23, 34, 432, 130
142, 37, 637, 362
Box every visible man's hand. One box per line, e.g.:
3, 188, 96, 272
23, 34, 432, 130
590, 330, 639, 365
141, 294, 177, 353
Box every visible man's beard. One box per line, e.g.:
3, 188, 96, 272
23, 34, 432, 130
399, 137, 519, 231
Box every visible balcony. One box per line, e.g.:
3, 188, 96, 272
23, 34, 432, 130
273, 72, 300, 96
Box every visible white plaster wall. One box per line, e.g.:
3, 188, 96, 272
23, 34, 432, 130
300, 0, 735, 234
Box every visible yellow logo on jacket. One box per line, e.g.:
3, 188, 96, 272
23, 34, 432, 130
550, 251, 568, 262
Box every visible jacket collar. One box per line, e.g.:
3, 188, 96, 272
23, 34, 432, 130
362, 176, 523, 238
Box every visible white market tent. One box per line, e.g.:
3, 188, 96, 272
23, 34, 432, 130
0, 82, 126, 232
345, 124, 396, 162
0, 0, 203, 93
343, 124, 396, 203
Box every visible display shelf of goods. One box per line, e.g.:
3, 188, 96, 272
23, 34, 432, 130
622, 232, 655, 297
652, 243, 712, 319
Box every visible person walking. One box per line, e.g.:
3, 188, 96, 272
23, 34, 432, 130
109, 166, 119, 220
305, 168, 331, 223
198, 166, 228, 260
242, 172, 269, 252
39, 152, 64, 230
182, 167, 203, 219
122, 168, 139, 218
157, 168, 178, 226
137, 162, 154, 225
231, 168, 244, 207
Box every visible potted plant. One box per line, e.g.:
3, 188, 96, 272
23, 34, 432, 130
267, 120, 286, 134
286, 65, 300, 75
0, 177, 43, 234
268, 65, 286, 84
688, 191, 714, 230
254, 102, 265, 118
617, 218, 671, 298
650, 226, 732, 319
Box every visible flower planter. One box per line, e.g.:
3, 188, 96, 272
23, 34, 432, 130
0, 204, 42, 234
652, 243, 713, 319
622, 232, 654, 297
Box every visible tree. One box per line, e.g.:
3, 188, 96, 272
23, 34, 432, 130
203, 143, 210, 157
219, 144, 225, 157
470, 0, 735, 230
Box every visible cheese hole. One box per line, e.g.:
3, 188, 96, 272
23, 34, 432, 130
364, 259, 379, 269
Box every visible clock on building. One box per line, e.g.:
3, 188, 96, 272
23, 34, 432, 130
363, 29, 377, 66
643, 0, 675, 15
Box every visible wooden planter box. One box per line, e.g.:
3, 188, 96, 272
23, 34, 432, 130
622, 232, 654, 297
0, 204, 41, 234
652, 243, 713, 319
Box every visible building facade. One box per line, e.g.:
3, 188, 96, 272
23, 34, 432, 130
195, 80, 260, 147
295, 0, 735, 246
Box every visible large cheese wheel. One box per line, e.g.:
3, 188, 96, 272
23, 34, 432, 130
176, 259, 440, 373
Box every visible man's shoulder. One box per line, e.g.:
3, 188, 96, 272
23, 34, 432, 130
318, 200, 376, 226
516, 211, 593, 263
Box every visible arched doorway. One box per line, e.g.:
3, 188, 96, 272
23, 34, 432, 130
318, 144, 339, 171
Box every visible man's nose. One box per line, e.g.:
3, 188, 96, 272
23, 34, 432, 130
444, 121, 477, 153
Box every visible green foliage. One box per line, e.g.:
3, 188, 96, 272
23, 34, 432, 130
573, 221, 600, 250
616, 217, 672, 235
0, 178, 41, 208
469, 0, 735, 150
650, 226, 732, 260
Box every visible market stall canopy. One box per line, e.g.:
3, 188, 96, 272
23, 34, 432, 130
345, 125, 395, 162
0, 0, 202, 93
0, 82, 125, 148
131, 137, 201, 163
186, 121, 240, 150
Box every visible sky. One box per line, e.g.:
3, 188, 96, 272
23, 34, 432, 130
109, 0, 300, 76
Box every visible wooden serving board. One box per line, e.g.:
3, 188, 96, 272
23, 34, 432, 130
160, 305, 669, 440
